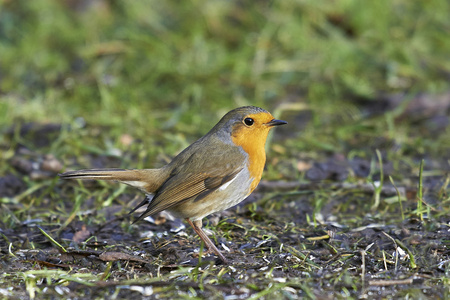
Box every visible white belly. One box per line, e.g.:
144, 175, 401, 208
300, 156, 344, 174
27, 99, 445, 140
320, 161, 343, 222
168, 167, 255, 220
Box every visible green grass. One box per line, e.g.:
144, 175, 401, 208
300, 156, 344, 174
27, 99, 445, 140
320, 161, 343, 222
1, 0, 450, 299
1, 1, 448, 173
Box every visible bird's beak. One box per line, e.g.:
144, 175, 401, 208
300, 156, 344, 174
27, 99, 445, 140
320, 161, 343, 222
265, 119, 288, 127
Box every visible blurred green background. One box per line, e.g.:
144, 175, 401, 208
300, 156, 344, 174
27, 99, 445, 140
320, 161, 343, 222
1, 0, 449, 173
1, 2, 449, 297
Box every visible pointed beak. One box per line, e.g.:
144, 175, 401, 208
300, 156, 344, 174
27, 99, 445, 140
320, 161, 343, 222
265, 119, 288, 127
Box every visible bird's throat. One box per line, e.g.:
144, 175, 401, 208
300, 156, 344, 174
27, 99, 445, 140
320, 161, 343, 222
231, 129, 268, 193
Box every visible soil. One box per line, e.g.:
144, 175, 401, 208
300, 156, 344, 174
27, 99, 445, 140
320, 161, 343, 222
1, 94, 449, 299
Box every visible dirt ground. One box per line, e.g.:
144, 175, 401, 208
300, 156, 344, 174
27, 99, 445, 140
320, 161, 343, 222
1, 95, 450, 299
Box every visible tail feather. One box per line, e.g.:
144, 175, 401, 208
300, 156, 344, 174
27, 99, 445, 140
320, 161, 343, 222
59, 168, 129, 180
59, 168, 164, 193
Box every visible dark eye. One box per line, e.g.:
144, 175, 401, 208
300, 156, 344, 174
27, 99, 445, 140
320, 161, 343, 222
244, 118, 254, 126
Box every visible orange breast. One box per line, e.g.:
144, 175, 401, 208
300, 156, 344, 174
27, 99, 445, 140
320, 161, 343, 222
231, 124, 270, 193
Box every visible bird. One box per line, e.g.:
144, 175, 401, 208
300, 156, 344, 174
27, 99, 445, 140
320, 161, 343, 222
59, 106, 287, 263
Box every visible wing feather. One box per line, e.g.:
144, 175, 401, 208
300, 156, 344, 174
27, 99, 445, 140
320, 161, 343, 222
132, 142, 246, 222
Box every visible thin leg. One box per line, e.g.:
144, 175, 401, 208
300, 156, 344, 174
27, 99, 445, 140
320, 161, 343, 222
186, 219, 228, 264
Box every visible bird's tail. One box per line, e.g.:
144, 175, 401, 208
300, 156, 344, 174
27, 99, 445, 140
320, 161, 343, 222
59, 168, 163, 193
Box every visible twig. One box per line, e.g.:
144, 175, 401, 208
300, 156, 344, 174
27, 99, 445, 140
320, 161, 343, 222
369, 278, 413, 286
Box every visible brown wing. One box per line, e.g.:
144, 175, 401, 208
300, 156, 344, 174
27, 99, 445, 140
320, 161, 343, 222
133, 167, 243, 223
132, 141, 246, 223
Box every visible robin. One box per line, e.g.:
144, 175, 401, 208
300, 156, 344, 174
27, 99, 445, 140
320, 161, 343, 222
59, 106, 287, 263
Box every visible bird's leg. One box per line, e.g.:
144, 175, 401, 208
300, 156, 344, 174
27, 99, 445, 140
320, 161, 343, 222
186, 218, 228, 264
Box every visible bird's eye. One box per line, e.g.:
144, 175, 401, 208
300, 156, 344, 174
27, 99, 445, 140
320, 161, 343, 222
244, 118, 254, 126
